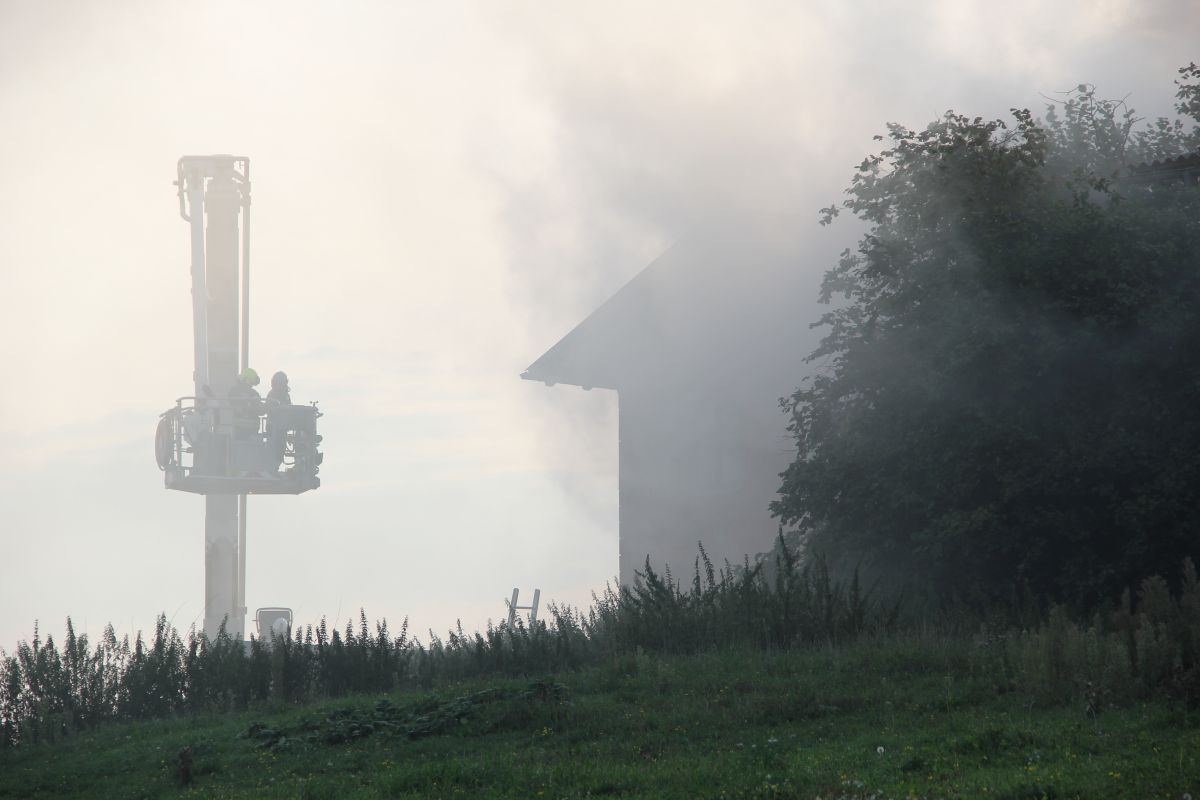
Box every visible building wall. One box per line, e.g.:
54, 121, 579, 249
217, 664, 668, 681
526, 222, 843, 587
617, 376, 796, 587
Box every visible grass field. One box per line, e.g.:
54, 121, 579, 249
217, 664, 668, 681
1, 636, 1197, 799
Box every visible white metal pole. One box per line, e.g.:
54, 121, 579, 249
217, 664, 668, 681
240, 169, 250, 374
186, 174, 209, 395
238, 494, 247, 624
201, 160, 245, 641
237, 166, 250, 631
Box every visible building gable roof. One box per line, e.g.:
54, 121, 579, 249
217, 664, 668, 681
521, 224, 826, 392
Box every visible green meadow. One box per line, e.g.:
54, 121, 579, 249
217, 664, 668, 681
3, 637, 1197, 800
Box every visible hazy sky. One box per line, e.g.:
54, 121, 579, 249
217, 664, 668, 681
1, 1, 1196, 651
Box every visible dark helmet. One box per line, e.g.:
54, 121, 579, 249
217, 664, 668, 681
271, 371, 289, 388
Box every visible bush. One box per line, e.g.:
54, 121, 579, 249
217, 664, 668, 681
2, 551, 1196, 748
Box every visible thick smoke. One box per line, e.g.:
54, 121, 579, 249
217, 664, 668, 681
491, 2, 1200, 577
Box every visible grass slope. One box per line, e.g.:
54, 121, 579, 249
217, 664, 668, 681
2, 637, 1197, 799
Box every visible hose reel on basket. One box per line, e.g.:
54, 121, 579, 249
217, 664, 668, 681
155, 413, 177, 470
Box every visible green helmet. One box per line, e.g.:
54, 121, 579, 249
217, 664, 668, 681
240, 367, 260, 386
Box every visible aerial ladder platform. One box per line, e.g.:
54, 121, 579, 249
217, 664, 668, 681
155, 156, 323, 640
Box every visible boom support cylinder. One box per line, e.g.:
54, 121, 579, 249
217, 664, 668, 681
179, 156, 251, 640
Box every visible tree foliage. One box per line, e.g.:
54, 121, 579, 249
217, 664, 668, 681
774, 66, 1200, 606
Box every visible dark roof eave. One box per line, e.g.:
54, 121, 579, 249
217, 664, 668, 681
519, 369, 616, 392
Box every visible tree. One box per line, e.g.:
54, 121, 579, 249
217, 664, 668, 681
772, 66, 1200, 607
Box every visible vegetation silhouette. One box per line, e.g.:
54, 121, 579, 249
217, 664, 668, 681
775, 65, 1200, 606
